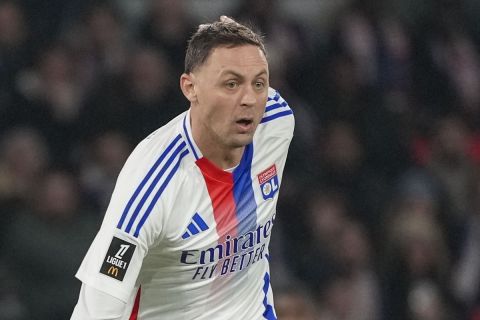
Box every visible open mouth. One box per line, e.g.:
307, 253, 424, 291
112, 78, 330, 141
235, 118, 254, 132
236, 119, 253, 126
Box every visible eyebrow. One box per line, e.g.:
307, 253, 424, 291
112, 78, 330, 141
220, 69, 268, 79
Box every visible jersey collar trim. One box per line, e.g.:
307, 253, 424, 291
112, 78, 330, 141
182, 109, 203, 160
194, 143, 253, 184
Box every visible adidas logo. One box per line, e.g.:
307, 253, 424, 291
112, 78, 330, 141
182, 213, 209, 239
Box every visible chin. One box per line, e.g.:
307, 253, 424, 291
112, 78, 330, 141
229, 135, 254, 148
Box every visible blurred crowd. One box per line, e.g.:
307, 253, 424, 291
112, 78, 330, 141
1, 0, 480, 319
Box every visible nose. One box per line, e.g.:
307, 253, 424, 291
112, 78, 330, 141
240, 85, 256, 107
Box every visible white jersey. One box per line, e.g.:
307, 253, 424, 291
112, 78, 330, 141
75, 88, 294, 320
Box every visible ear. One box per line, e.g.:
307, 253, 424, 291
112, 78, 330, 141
180, 73, 197, 103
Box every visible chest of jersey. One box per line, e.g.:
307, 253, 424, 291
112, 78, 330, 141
148, 140, 284, 282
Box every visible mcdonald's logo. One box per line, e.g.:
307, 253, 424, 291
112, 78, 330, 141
100, 236, 136, 281
108, 266, 119, 277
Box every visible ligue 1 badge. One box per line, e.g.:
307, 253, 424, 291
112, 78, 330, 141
257, 164, 279, 200
100, 237, 136, 281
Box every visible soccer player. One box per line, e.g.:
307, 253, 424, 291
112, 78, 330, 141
71, 16, 294, 320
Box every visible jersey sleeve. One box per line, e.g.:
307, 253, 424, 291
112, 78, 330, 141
255, 88, 295, 184
260, 88, 295, 139
71, 283, 126, 319
76, 135, 169, 302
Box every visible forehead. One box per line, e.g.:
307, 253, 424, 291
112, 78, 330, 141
200, 45, 268, 75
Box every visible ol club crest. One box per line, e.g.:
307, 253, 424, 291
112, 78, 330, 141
257, 164, 279, 200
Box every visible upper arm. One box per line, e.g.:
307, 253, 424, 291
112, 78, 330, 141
75, 136, 173, 301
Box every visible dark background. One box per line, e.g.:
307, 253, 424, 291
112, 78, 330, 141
1, 0, 480, 319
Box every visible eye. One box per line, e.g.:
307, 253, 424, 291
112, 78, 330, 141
225, 81, 238, 89
254, 81, 266, 90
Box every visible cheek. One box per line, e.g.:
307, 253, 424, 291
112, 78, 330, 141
202, 100, 230, 130
258, 102, 266, 114
255, 101, 267, 119
209, 97, 234, 119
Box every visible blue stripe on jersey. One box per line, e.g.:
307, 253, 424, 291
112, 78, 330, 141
262, 272, 276, 320
265, 101, 288, 112
125, 142, 187, 234
117, 134, 182, 229
260, 110, 293, 123
233, 143, 257, 236
192, 213, 209, 231
183, 116, 199, 160
267, 91, 280, 102
134, 149, 189, 237
187, 223, 200, 235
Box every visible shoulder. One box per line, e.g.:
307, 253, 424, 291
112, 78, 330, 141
120, 110, 193, 197
123, 112, 190, 176
113, 112, 193, 237
257, 87, 295, 138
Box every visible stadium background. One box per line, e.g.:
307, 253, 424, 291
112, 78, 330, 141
1, 0, 480, 319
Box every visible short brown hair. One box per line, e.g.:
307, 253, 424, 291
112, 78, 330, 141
184, 16, 266, 73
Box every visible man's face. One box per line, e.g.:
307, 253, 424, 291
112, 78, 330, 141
189, 45, 269, 151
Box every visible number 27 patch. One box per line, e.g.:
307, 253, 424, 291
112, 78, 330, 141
100, 237, 136, 281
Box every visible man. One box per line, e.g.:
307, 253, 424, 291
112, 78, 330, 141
71, 16, 294, 320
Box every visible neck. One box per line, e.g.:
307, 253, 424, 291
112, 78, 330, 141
201, 146, 244, 170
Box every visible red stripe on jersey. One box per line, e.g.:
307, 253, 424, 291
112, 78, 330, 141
196, 158, 239, 240
129, 287, 141, 320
